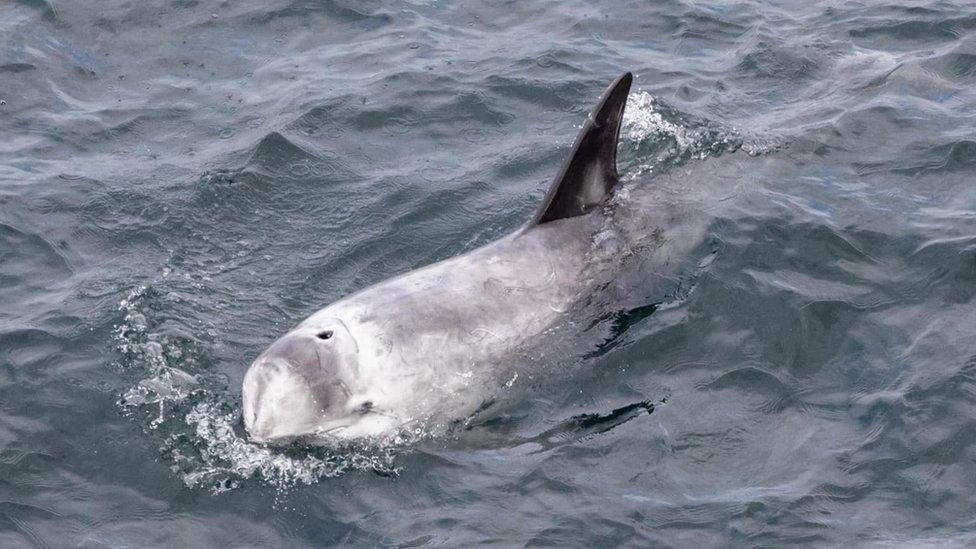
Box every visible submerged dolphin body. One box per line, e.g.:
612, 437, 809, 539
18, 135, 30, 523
243, 73, 642, 444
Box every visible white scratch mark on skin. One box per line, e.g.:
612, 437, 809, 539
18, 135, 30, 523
470, 327, 500, 339
504, 372, 519, 388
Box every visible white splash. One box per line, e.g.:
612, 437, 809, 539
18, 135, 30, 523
113, 285, 415, 494
619, 90, 779, 174
623, 91, 698, 150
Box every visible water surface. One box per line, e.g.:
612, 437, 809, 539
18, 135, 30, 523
2, 0, 976, 546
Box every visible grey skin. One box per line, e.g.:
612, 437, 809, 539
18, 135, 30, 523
243, 74, 639, 444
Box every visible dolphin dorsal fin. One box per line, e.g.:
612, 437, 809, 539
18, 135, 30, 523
533, 72, 632, 225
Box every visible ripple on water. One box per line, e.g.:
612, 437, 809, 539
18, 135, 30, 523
0, 223, 73, 315
4, 0, 976, 544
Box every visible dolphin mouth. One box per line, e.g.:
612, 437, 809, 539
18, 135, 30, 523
241, 349, 405, 445
244, 413, 395, 446
245, 424, 348, 447
312, 411, 407, 443
248, 432, 299, 446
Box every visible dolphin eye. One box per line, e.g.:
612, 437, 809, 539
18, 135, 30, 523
357, 401, 374, 415
317, 330, 334, 340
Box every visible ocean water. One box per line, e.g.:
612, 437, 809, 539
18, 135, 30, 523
2, 0, 976, 546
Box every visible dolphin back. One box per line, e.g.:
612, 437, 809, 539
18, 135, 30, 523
532, 72, 633, 225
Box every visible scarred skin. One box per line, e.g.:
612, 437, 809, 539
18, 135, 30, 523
242, 213, 601, 443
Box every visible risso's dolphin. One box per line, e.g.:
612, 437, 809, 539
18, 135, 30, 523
243, 73, 648, 444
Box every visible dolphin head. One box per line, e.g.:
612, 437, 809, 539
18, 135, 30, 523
242, 318, 389, 444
